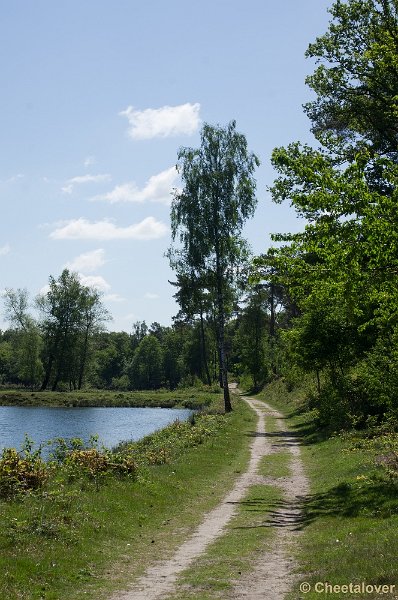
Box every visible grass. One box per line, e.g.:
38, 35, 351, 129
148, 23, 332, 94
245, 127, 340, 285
0, 390, 257, 600
255, 378, 398, 600
262, 414, 280, 434
258, 450, 291, 479
0, 386, 220, 409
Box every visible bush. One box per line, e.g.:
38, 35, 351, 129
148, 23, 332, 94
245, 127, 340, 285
111, 375, 130, 391
65, 448, 109, 477
65, 447, 138, 479
0, 448, 49, 499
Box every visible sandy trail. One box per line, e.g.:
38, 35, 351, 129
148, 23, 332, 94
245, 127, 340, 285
112, 391, 308, 600
227, 407, 309, 599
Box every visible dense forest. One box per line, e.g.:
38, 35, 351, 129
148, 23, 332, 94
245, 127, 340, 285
1, 0, 397, 432
0, 269, 276, 395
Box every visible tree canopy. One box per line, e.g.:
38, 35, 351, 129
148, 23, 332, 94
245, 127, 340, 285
252, 0, 398, 428
168, 120, 259, 411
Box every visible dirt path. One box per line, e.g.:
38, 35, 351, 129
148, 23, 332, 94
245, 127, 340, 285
227, 405, 309, 599
112, 392, 309, 600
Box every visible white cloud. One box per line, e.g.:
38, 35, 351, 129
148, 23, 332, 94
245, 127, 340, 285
62, 173, 111, 194
10, 173, 24, 182
84, 156, 96, 167
1, 174, 24, 184
103, 293, 125, 303
39, 273, 111, 295
70, 174, 111, 185
61, 184, 74, 195
49, 217, 168, 241
0, 244, 10, 256
78, 274, 111, 292
65, 249, 106, 273
144, 292, 159, 300
120, 102, 201, 140
92, 167, 178, 205
39, 284, 51, 296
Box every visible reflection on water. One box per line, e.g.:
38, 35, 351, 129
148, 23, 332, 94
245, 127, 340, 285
0, 406, 193, 453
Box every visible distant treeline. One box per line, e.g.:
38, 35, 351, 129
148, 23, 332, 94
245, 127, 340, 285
0, 270, 279, 393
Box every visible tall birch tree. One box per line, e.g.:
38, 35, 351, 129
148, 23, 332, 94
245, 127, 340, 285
168, 121, 259, 412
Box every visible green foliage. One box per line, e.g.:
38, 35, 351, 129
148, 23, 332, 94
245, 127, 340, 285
252, 0, 398, 429
0, 341, 13, 385
111, 374, 130, 391
304, 0, 398, 160
168, 120, 259, 411
92, 331, 133, 389
37, 269, 110, 391
0, 442, 49, 499
162, 328, 185, 389
15, 326, 44, 388
49, 436, 138, 484
284, 301, 358, 374
129, 334, 164, 390
62, 447, 138, 489
3, 289, 44, 388
127, 413, 224, 464
233, 286, 271, 390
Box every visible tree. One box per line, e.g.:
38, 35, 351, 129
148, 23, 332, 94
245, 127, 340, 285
131, 321, 148, 351
3, 288, 44, 389
37, 270, 109, 390
168, 121, 259, 411
304, 0, 398, 162
252, 0, 398, 426
169, 271, 213, 385
162, 328, 185, 389
235, 286, 270, 391
129, 334, 164, 390
0, 339, 13, 385
76, 287, 110, 389
92, 331, 132, 388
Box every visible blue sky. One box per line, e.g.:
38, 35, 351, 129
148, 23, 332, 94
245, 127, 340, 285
1, 0, 332, 331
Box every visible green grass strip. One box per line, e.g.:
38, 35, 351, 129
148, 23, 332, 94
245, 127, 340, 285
0, 387, 220, 409
258, 450, 291, 479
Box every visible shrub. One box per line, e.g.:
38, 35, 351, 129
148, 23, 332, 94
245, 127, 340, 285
65, 448, 109, 477
0, 448, 49, 499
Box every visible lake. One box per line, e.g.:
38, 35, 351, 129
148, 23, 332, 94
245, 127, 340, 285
0, 406, 193, 455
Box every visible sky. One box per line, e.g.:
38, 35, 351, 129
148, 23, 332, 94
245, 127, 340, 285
0, 0, 333, 332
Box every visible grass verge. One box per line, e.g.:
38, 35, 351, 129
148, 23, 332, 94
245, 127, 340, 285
0, 391, 256, 600
255, 379, 398, 600
0, 387, 220, 409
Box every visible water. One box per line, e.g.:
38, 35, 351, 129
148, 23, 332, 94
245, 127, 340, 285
0, 406, 193, 455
